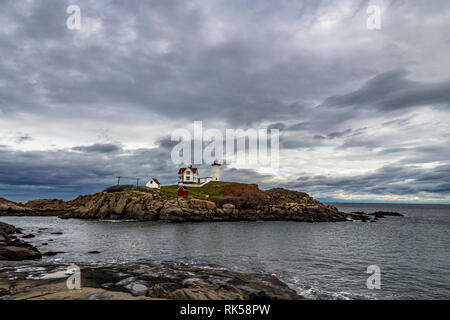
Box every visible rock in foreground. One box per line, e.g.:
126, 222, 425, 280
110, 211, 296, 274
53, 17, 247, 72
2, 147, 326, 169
0, 262, 304, 300
0, 221, 42, 261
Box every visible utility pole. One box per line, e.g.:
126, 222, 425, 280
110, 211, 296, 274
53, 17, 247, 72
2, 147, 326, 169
136, 178, 140, 186
116, 176, 121, 185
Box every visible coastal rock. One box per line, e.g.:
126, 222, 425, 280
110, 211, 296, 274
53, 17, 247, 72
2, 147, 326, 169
144, 264, 303, 300
158, 188, 346, 222
346, 212, 372, 221
0, 262, 304, 300
160, 198, 217, 221
24, 199, 67, 215
126, 283, 148, 296
0, 198, 33, 216
61, 190, 166, 221
369, 211, 403, 217
0, 246, 42, 260
42, 251, 65, 257
0, 221, 17, 235
0, 221, 42, 261
222, 203, 235, 214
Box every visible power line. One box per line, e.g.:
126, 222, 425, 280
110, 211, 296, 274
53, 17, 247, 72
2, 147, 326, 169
115, 176, 143, 186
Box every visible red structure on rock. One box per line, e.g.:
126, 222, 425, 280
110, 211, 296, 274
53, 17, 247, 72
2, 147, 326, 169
177, 186, 189, 197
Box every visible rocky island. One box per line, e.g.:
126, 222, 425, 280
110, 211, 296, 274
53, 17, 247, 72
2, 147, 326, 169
1, 182, 400, 222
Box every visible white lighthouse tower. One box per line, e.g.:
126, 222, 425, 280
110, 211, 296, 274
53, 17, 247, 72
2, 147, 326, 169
212, 161, 221, 181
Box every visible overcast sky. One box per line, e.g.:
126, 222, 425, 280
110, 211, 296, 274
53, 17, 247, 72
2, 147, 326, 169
1, 0, 449, 202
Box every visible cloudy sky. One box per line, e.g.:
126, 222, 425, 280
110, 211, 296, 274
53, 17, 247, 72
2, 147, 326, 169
1, 0, 449, 202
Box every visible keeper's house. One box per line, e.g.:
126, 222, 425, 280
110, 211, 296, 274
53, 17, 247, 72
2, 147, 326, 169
178, 163, 221, 185
178, 166, 199, 184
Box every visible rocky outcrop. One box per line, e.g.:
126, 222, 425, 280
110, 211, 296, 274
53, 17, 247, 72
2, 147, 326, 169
0, 197, 61, 216
159, 196, 346, 222
0, 198, 34, 216
24, 199, 67, 215
58, 188, 347, 222
0, 221, 42, 261
0, 262, 304, 300
368, 211, 404, 218
60, 190, 167, 221
160, 198, 218, 221
0, 186, 402, 223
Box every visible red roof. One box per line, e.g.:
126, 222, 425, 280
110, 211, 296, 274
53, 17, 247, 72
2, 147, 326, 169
152, 178, 160, 185
178, 167, 198, 174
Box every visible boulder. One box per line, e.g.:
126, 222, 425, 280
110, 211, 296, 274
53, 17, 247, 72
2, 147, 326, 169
0, 221, 16, 235
42, 251, 65, 257
0, 221, 43, 261
0, 246, 42, 260
222, 203, 235, 214
369, 211, 404, 217
126, 283, 148, 296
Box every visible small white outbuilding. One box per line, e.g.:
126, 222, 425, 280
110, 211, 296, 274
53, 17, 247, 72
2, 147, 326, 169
146, 178, 161, 189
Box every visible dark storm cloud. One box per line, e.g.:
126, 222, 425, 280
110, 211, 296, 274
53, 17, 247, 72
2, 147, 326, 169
0, 141, 179, 200
301, 128, 353, 142
280, 135, 316, 149
382, 117, 413, 127
290, 164, 450, 196
339, 137, 381, 150
2, 1, 448, 126
72, 143, 121, 153
0, 0, 450, 201
1, 137, 274, 200
319, 70, 450, 112
155, 136, 179, 151
0, 137, 449, 201
0, 0, 375, 123
286, 122, 310, 132
221, 167, 274, 186
327, 129, 352, 139
267, 122, 286, 131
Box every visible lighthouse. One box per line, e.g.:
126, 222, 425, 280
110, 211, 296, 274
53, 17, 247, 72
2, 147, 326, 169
212, 161, 221, 181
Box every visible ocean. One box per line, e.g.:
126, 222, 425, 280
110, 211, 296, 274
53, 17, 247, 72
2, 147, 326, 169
1, 203, 449, 299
